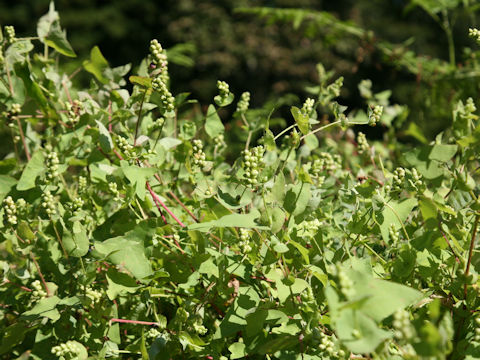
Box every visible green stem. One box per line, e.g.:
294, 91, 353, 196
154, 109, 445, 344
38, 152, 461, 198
133, 90, 147, 146
274, 124, 297, 141
464, 214, 480, 299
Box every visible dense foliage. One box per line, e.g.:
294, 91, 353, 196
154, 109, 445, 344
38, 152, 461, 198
2, 3, 480, 360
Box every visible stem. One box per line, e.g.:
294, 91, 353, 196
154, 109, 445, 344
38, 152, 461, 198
30, 252, 51, 297
109, 318, 160, 327
383, 201, 410, 241
146, 181, 185, 227
442, 10, 456, 67
15, 116, 30, 161
133, 90, 147, 146
51, 219, 69, 259
167, 190, 198, 222
464, 214, 479, 299
299, 120, 340, 141
274, 124, 296, 141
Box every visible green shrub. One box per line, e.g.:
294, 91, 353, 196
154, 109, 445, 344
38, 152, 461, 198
1, 5, 480, 360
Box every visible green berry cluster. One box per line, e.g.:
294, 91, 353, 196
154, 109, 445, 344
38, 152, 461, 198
297, 219, 321, 238
4, 25, 15, 44
81, 285, 103, 304
301, 98, 315, 116
469, 28, 480, 43
69, 197, 84, 214
242, 145, 265, 187
236, 92, 250, 113
474, 317, 480, 341
45, 150, 60, 181
42, 190, 56, 216
393, 309, 415, 340
78, 176, 87, 193
3, 196, 17, 225
392, 167, 406, 191
337, 265, 355, 298
312, 152, 339, 175
239, 228, 252, 253
389, 224, 400, 243
146, 327, 162, 339
108, 182, 122, 202
192, 139, 207, 168
152, 76, 175, 112
31, 280, 47, 303
408, 168, 423, 191
318, 333, 345, 359
368, 105, 383, 126
193, 321, 208, 335
148, 116, 165, 132
116, 136, 135, 158
51, 341, 81, 357
356, 131, 370, 155
149, 39, 168, 69
65, 100, 83, 124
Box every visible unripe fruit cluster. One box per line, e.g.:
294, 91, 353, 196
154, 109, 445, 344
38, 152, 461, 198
242, 145, 265, 187
239, 228, 252, 253
408, 168, 424, 191
149, 39, 168, 69
45, 151, 60, 180
81, 285, 103, 304
236, 92, 250, 113
31, 280, 47, 302
337, 266, 355, 298
318, 332, 345, 359
470, 28, 480, 43
192, 139, 207, 168
393, 309, 414, 340
193, 321, 208, 335
217, 80, 230, 100
4, 26, 15, 44
78, 176, 87, 193
116, 136, 135, 158
389, 224, 400, 243
65, 100, 83, 124
51, 341, 81, 357
42, 190, 56, 216
474, 317, 480, 341
146, 327, 162, 339
108, 182, 122, 202
152, 76, 175, 112
3, 196, 17, 225
392, 167, 406, 190
312, 152, 339, 175
356, 131, 370, 155
368, 105, 383, 126
148, 116, 165, 132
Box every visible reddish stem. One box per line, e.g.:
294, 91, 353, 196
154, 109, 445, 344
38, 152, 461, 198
30, 252, 51, 297
147, 181, 185, 228
109, 318, 160, 326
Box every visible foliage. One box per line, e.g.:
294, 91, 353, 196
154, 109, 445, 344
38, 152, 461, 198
1, 5, 480, 360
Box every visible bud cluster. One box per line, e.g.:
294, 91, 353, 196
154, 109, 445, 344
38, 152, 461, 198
368, 105, 383, 126
78, 176, 87, 193
217, 81, 231, 100
392, 167, 406, 191
242, 145, 265, 187
152, 76, 175, 113
3, 196, 18, 225
81, 284, 103, 304
474, 316, 480, 341
42, 190, 56, 216
146, 327, 162, 339
148, 116, 165, 132
149, 39, 168, 69
191, 139, 207, 168
193, 321, 208, 335
408, 168, 424, 192
4, 25, 15, 44
337, 265, 355, 298
51, 341, 81, 357
236, 92, 250, 113
356, 131, 370, 155
317, 332, 345, 359
297, 219, 321, 238
301, 98, 315, 117
389, 224, 400, 243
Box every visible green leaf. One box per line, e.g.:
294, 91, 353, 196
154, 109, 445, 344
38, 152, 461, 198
378, 198, 417, 243
228, 342, 246, 359
188, 209, 269, 232
198, 257, 219, 278
5, 40, 34, 66
290, 106, 309, 135
14, 62, 49, 113
106, 268, 140, 299
44, 21, 76, 57
129, 76, 152, 88
94, 236, 153, 280
83, 46, 110, 84
205, 104, 224, 138
270, 207, 285, 233
63, 221, 89, 257
17, 151, 45, 191
96, 120, 113, 153
21, 296, 61, 321
214, 93, 234, 107
0, 322, 34, 355
0, 175, 17, 202
284, 182, 311, 216
121, 161, 158, 200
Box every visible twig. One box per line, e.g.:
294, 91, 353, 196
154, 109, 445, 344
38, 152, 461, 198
14, 116, 30, 161
464, 214, 480, 299
109, 318, 160, 327
30, 252, 51, 297
146, 181, 185, 227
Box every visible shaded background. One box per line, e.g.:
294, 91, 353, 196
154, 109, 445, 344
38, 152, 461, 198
2, 0, 480, 138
